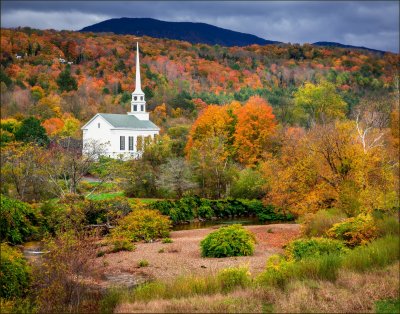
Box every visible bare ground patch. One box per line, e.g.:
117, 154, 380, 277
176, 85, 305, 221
93, 224, 301, 285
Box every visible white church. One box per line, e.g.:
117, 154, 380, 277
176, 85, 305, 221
81, 43, 160, 159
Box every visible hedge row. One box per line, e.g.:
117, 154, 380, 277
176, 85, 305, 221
149, 196, 294, 224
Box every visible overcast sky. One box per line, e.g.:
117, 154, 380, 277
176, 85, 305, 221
1, 1, 399, 52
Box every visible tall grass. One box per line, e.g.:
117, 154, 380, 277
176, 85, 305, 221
129, 266, 251, 302
375, 215, 399, 237
258, 235, 399, 288
257, 253, 342, 288
342, 235, 399, 272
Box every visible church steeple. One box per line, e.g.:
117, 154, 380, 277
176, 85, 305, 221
129, 42, 149, 120
134, 42, 143, 94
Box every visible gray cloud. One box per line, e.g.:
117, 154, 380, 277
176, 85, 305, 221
1, 1, 398, 52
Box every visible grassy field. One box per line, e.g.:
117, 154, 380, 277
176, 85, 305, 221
86, 191, 160, 204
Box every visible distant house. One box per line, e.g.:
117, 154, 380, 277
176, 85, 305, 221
81, 43, 160, 159
59, 58, 66, 63
16, 55, 22, 59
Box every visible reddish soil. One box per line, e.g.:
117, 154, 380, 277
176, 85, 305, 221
93, 224, 301, 285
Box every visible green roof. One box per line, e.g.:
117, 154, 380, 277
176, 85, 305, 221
98, 113, 159, 130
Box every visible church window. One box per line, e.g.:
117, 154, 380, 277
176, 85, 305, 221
120, 136, 125, 150
129, 136, 134, 151
98, 123, 100, 128
134, 96, 137, 101
141, 96, 143, 100
141, 105, 144, 111
134, 105, 137, 111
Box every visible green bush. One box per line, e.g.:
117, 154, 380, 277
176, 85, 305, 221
111, 209, 171, 242
327, 213, 377, 247
0, 243, 31, 299
285, 237, 347, 261
150, 196, 294, 224
302, 208, 347, 237
138, 260, 149, 267
83, 197, 132, 225
109, 239, 135, 253
200, 224, 256, 258
162, 237, 173, 243
0, 195, 40, 244
217, 266, 251, 292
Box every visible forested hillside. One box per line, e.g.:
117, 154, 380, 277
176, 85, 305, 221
1, 27, 398, 133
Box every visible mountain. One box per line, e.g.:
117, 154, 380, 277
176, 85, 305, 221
80, 17, 281, 47
312, 41, 385, 54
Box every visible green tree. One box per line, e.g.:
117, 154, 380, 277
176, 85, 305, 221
294, 81, 346, 126
56, 66, 78, 92
14, 117, 49, 146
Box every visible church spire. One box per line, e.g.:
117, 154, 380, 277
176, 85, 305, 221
129, 42, 148, 120
134, 42, 143, 94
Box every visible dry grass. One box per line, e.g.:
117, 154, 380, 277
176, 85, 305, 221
115, 262, 399, 313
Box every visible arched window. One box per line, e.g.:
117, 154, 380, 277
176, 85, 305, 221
141, 105, 144, 111
134, 96, 137, 101
141, 96, 143, 100
134, 105, 137, 111
98, 123, 100, 128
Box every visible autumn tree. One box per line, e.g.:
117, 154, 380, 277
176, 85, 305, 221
233, 96, 276, 166
1, 143, 49, 201
264, 122, 397, 215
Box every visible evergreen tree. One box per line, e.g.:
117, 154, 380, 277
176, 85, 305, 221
56, 66, 77, 92
15, 117, 49, 146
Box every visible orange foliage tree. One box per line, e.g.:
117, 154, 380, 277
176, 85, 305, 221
233, 96, 276, 166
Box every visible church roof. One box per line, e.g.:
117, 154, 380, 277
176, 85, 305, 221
83, 113, 159, 130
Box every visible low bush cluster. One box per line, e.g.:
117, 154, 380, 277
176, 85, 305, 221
0, 243, 31, 299
0, 195, 40, 244
110, 209, 171, 242
301, 208, 347, 237
200, 224, 256, 258
285, 237, 348, 261
150, 196, 294, 224
83, 197, 133, 225
327, 213, 377, 247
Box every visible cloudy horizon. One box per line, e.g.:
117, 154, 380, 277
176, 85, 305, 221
1, 1, 399, 52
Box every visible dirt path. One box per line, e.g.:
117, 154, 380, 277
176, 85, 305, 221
93, 224, 301, 284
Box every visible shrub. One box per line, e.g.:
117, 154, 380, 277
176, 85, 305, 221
0, 195, 40, 244
302, 208, 347, 237
109, 239, 135, 253
217, 266, 251, 292
285, 237, 347, 261
150, 196, 294, 224
138, 260, 149, 267
326, 213, 377, 247
0, 243, 31, 299
162, 237, 173, 243
200, 224, 256, 258
111, 209, 171, 242
83, 197, 132, 225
